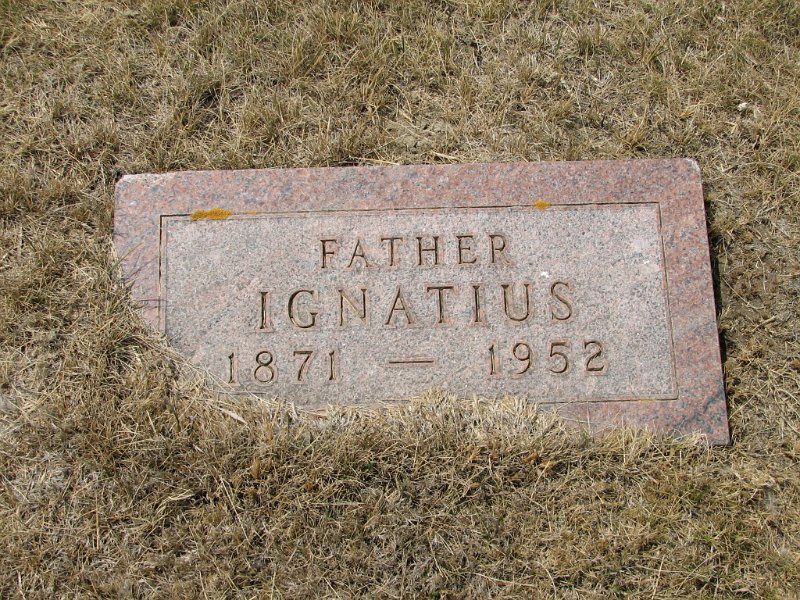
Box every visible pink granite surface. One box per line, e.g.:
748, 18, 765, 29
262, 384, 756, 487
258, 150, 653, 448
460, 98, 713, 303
114, 160, 730, 444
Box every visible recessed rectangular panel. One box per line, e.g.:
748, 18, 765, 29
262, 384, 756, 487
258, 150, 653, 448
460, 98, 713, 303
160, 204, 676, 404
114, 160, 730, 442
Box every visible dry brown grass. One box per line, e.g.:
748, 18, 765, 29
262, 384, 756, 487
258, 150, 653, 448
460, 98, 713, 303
1, 0, 799, 597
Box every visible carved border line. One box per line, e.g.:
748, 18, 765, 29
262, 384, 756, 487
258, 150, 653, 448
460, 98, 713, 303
158, 202, 679, 405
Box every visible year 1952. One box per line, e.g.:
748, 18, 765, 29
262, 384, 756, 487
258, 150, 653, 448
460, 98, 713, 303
488, 339, 607, 376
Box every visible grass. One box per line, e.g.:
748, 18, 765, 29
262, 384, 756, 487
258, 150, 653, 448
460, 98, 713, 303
1, 0, 799, 597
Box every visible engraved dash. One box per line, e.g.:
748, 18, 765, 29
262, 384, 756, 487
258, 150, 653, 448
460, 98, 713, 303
387, 358, 435, 366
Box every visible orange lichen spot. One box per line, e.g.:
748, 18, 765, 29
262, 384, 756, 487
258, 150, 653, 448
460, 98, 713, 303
191, 207, 233, 221
533, 199, 551, 209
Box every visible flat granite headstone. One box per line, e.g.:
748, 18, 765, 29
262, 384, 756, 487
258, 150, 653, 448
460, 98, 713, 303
114, 160, 729, 443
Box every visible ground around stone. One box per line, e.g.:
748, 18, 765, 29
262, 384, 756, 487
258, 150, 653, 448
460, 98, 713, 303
1, 1, 798, 597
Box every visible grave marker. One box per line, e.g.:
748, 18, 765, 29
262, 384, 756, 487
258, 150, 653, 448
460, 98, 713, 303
114, 160, 729, 443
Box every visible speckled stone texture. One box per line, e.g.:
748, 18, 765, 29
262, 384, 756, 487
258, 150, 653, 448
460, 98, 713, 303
114, 160, 729, 444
